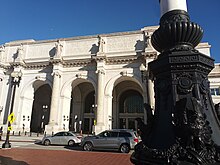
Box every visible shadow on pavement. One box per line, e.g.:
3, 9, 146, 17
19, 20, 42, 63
64, 145, 122, 154
34, 140, 42, 145
0, 156, 29, 165
64, 145, 83, 151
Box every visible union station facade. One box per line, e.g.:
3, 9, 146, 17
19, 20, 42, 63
0, 26, 219, 134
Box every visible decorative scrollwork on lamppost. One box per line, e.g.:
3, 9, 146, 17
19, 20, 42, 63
2, 70, 22, 148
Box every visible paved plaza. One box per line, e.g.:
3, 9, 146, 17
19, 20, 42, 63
0, 134, 132, 165
0, 148, 132, 165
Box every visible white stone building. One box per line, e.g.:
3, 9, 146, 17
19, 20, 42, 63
209, 63, 220, 104
0, 26, 219, 134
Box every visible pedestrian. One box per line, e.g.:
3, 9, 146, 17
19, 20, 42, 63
0, 126, 3, 141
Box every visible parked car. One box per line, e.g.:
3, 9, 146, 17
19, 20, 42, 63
81, 129, 139, 153
42, 131, 81, 146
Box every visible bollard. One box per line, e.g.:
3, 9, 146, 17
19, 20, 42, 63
30, 132, 32, 136
13, 131, 15, 135
25, 131, 27, 135
18, 131, 21, 136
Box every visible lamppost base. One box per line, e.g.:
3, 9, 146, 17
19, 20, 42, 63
131, 142, 220, 165
2, 142, 11, 149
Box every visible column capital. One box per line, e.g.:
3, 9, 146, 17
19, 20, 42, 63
75, 73, 82, 78
52, 71, 61, 78
96, 69, 105, 75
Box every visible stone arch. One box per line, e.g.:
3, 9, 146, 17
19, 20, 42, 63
104, 72, 143, 97
18, 78, 52, 131
109, 74, 144, 129
30, 81, 52, 133
60, 75, 96, 98
60, 75, 96, 133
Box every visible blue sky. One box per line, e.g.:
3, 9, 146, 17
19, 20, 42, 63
1, 0, 219, 62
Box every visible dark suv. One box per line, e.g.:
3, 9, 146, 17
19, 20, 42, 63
81, 129, 139, 153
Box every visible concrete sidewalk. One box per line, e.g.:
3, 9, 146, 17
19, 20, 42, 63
0, 133, 43, 143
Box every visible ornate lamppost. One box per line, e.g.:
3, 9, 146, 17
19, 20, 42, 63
92, 104, 97, 135
2, 70, 22, 148
41, 105, 48, 133
131, 0, 220, 164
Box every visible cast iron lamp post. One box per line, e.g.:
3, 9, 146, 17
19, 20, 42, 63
131, 0, 220, 164
2, 70, 22, 148
41, 105, 48, 133
139, 64, 147, 83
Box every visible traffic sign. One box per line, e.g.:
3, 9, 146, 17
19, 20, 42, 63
8, 112, 16, 124
8, 126, 12, 131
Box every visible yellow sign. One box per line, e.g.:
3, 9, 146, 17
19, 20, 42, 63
8, 112, 16, 124
94, 119, 96, 125
8, 126, 12, 131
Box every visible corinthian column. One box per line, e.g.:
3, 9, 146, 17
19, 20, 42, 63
95, 69, 105, 134
49, 72, 61, 125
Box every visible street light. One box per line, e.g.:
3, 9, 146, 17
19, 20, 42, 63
91, 104, 97, 135
139, 63, 147, 83
2, 70, 22, 148
41, 105, 48, 133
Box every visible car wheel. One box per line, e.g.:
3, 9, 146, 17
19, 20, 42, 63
68, 140, 75, 146
44, 139, 51, 146
83, 142, 93, 151
120, 144, 130, 153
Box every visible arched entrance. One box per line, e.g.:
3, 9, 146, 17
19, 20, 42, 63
30, 84, 51, 133
112, 79, 144, 130
119, 89, 144, 130
69, 81, 95, 133
83, 91, 95, 133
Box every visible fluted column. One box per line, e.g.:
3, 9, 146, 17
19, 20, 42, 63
95, 69, 105, 134
49, 71, 61, 125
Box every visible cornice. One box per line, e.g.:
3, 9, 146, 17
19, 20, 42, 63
142, 52, 158, 59
208, 73, 220, 78
62, 58, 92, 67
106, 55, 137, 65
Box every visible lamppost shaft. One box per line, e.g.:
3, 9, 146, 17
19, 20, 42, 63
2, 70, 22, 149
2, 78, 17, 148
